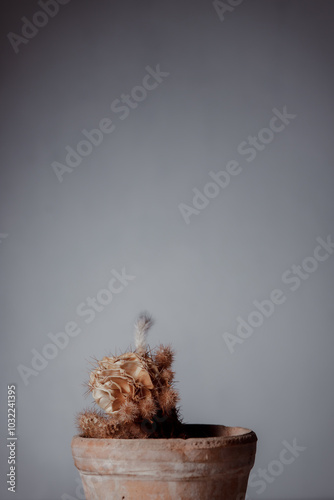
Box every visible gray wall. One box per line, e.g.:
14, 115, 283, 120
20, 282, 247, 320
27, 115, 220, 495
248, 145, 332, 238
1, 1, 333, 499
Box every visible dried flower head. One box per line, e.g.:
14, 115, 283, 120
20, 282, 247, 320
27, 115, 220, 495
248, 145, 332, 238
89, 352, 154, 414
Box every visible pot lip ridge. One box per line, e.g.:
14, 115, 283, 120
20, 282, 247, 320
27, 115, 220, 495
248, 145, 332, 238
72, 423, 257, 449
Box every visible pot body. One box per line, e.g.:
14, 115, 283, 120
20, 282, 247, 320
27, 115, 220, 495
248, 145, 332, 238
71, 424, 257, 500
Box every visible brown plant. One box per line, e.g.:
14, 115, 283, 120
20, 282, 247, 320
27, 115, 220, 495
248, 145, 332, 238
77, 313, 183, 439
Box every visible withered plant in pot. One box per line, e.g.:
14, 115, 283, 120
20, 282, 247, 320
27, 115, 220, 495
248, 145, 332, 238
72, 313, 257, 500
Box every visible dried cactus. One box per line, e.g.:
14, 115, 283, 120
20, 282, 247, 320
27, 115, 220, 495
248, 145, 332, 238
154, 344, 174, 370
76, 409, 110, 438
77, 314, 183, 439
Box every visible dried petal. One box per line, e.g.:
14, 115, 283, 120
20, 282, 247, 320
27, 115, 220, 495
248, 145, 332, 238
89, 352, 155, 414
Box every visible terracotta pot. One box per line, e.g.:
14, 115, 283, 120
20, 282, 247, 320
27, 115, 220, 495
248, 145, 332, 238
71, 424, 257, 500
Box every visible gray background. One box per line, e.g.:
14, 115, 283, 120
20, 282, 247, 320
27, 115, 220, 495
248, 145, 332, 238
1, 0, 334, 499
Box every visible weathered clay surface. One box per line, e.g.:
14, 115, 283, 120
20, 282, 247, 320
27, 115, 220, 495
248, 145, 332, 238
71, 424, 257, 500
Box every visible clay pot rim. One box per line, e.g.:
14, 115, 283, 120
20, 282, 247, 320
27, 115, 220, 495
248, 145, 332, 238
72, 424, 257, 449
